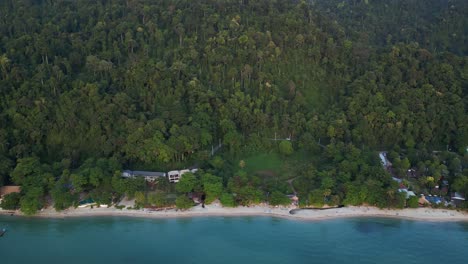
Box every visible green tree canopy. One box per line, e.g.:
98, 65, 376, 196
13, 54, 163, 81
0, 192, 21, 210
269, 191, 290, 206
279, 141, 294, 156
176, 173, 199, 193
175, 195, 194, 210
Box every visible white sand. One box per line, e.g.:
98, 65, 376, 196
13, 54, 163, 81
1, 204, 467, 221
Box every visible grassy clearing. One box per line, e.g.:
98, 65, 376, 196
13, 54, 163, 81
241, 152, 282, 174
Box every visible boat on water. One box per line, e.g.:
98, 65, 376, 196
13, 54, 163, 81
0, 228, 6, 237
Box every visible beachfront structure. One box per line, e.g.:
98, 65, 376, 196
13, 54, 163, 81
451, 192, 466, 207
0, 186, 21, 197
122, 170, 167, 182
451, 192, 465, 201
418, 194, 430, 206
425, 194, 443, 205
398, 188, 416, 199
122, 169, 199, 183
0, 186, 21, 205
78, 198, 96, 208
168, 168, 198, 183
167, 170, 180, 183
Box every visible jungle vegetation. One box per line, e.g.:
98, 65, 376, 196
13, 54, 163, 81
0, 0, 467, 214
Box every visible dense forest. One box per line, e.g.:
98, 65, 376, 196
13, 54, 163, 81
0, 0, 467, 214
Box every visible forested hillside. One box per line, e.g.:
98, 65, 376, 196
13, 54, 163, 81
313, 0, 468, 55
0, 0, 466, 213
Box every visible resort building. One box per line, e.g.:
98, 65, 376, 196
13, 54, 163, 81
398, 188, 416, 199
0, 185, 21, 204
451, 192, 466, 207
167, 168, 199, 183
167, 170, 180, 183
123, 169, 199, 183
179, 169, 190, 177
122, 170, 167, 182
418, 194, 430, 206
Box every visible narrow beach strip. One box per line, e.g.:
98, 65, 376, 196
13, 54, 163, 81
2, 205, 467, 222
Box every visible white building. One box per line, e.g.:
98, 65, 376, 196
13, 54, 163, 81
398, 188, 416, 199
122, 170, 167, 182
167, 168, 199, 183
167, 170, 181, 183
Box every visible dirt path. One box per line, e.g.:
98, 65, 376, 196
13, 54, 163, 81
286, 177, 298, 194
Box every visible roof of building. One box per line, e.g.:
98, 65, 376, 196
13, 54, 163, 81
0, 186, 21, 197
392, 177, 403, 183
379, 153, 387, 166
425, 196, 442, 204
418, 195, 430, 205
123, 170, 166, 177
379, 152, 391, 167
451, 192, 466, 201
398, 188, 416, 198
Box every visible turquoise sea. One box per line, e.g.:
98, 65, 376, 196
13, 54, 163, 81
0, 216, 467, 264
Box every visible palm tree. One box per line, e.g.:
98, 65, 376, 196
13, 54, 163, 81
0, 54, 10, 79
323, 189, 332, 204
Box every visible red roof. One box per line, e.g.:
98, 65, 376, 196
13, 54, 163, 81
0, 186, 21, 197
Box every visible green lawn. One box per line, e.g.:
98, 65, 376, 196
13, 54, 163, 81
242, 152, 283, 174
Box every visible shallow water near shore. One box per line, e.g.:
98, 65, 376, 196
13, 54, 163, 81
1, 216, 467, 264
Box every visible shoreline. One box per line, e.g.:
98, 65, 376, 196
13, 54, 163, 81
1, 204, 468, 222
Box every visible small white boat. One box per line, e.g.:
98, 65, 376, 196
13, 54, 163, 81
0, 228, 6, 237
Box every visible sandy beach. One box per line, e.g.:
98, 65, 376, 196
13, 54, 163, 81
1, 204, 467, 221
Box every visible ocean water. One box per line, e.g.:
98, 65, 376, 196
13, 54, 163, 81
0, 216, 467, 264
